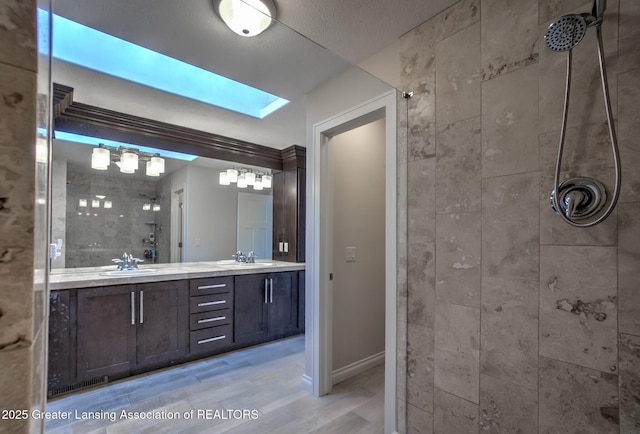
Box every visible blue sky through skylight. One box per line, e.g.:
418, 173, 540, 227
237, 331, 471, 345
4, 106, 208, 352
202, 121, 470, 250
46, 9, 289, 119
54, 131, 198, 161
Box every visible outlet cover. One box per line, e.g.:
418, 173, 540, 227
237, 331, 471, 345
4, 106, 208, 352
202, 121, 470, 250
346, 247, 357, 262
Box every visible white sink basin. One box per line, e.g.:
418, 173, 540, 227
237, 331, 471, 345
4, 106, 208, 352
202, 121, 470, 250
99, 269, 159, 277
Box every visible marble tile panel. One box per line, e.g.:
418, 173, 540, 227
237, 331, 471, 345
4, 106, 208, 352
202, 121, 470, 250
407, 240, 435, 327
538, 123, 618, 245
618, 68, 640, 203
435, 213, 481, 308
481, 64, 539, 177
540, 246, 618, 373
618, 0, 640, 73
435, 116, 481, 214
434, 388, 478, 433
480, 277, 539, 390
406, 323, 434, 413
435, 23, 481, 127
479, 374, 538, 433
481, 0, 539, 81
539, 0, 590, 24
538, 0, 619, 133
407, 402, 433, 434
434, 303, 480, 403
433, 0, 480, 43
0, 346, 31, 432
482, 172, 540, 281
0, 0, 37, 71
0, 64, 37, 151
619, 203, 640, 336
407, 90, 436, 161
539, 356, 619, 433
408, 157, 435, 243
619, 333, 640, 433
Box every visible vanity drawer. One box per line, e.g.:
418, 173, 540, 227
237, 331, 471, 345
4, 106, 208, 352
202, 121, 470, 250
189, 277, 233, 296
190, 309, 231, 330
190, 293, 232, 313
190, 325, 232, 354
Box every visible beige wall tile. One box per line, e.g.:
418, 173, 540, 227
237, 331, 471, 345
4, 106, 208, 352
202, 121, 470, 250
435, 213, 481, 308
481, 0, 539, 81
435, 23, 481, 127
619, 333, 640, 432
0, 0, 37, 71
482, 172, 540, 280
407, 402, 433, 434
539, 357, 619, 433
434, 303, 480, 403
433, 0, 480, 43
479, 374, 538, 433
435, 116, 481, 213
407, 241, 435, 327
619, 203, 640, 336
480, 277, 538, 390
0, 346, 31, 432
540, 246, 618, 373
618, 68, 640, 202
482, 65, 539, 177
434, 388, 479, 433
538, 0, 590, 24
408, 158, 435, 242
618, 0, 640, 73
407, 323, 434, 413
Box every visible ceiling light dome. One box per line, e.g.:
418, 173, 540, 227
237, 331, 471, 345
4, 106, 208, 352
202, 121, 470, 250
214, 0, 276, 37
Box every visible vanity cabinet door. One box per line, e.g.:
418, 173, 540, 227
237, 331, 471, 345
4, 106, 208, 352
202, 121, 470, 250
234, 273, 268, 346
135, 280, 188, 371
76, 285, 137, 382
267, 271, 298, 339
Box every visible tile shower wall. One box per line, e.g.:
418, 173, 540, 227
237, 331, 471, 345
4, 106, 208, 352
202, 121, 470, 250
64, 171, 161, 267
0, 0, 49, 433
400, 0, 640, 432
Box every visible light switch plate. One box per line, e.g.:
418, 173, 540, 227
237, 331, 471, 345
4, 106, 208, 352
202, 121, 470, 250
346, 247, 357, 262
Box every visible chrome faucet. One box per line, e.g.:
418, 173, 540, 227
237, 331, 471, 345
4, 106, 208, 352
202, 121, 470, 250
233, 250, 256, 263
112, 252, 141, 270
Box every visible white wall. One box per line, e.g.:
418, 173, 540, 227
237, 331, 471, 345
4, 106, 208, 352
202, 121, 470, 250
330, 118, 386, 371
184, 165, 238, 261
305, 66, 393, 383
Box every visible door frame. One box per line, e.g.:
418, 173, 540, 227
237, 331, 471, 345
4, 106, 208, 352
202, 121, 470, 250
306, 89, 398, 433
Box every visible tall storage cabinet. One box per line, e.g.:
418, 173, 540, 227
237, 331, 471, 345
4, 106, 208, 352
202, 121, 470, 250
273, 146, 305, 263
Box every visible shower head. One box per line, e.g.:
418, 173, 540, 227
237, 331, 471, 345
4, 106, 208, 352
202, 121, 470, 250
544, 14, 587, 52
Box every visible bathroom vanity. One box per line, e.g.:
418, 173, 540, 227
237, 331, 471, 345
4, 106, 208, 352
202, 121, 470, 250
47, 261, 305, 397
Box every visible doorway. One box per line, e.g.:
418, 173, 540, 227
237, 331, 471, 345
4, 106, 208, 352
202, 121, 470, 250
307, 89, 398, 433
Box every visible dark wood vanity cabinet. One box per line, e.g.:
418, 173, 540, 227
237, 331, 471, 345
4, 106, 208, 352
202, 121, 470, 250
234, 271, 299, 347
76, 281, 188, 383
273, 146, 305, 263
48, 269, 302, 397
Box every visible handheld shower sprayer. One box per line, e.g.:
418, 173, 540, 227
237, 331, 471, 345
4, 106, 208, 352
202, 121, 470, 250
545, 0, 620, 227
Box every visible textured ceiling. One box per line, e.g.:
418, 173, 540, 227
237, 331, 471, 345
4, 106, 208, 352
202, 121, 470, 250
52, 0, 457, 150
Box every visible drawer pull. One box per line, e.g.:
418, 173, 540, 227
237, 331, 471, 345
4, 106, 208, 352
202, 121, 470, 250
198, 300, 226, 307
198, 316, 226, 324
198, 335, 226, 344
198, 284, 226, 290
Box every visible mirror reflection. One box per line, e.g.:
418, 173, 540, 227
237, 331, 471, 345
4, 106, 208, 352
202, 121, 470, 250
51, 138, 274, 269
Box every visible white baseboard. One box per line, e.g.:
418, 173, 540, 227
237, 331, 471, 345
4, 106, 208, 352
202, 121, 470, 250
301, 374, 313, 393
332, 351, 385, 385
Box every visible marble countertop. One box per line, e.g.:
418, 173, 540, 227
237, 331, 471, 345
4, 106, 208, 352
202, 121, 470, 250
50, 260, 306, 290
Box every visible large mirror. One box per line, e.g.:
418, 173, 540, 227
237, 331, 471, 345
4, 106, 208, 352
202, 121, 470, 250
49, 0, 397, 271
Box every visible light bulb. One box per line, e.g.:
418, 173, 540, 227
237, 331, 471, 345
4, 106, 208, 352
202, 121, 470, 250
237, 173, 247, 188
245, 171, 256, 186
253, 179, 263, 190
227, 168, 238, 183
150, 156, 165, 173
261, 174, 272, 188
146, 161, 160, 176
91, 147, 110, 170
120, 151, 138, 172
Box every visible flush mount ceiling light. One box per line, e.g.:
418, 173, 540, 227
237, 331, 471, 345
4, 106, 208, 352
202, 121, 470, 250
214, 0, 276, 37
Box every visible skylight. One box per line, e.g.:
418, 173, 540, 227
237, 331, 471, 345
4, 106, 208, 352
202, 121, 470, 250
54, 131, 199, 162
46, 9, 289, 119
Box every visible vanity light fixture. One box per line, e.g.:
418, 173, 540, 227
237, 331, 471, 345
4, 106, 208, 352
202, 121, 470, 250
104, 201, 113, 209
78, 199, 88, 208
90, 143, 165, 177
152, 204, 161, 212
219, 171, 230, 185
91, 199, 100, 208
214, 0, 276, 37
143, 203, 151, 211
219, 168, 272, 190
237, 173, 248, 188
